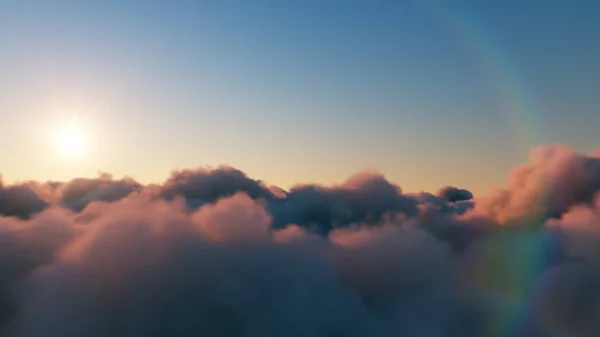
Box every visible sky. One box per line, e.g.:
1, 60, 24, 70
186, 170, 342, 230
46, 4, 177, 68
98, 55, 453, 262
2, 3, 600, 335
1, 0, 599, 195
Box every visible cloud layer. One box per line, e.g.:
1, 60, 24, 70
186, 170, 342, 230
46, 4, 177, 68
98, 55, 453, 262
0, 145, 599, 337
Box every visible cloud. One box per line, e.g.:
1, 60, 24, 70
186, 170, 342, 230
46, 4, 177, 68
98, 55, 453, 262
436, 186, 474, 203
414, 192, 475, 215
55, 173, 142, 211
536, 262, 600, 337
158, 166, 275, 204
0, 144, 598, 336
15, 196, 371, 337
475, 145, 600, 225
545, 195, 600, 263
0, 179, 48, 218
0, 207, 77, 336
269, 171, 419, 233
192, 192, 272, 243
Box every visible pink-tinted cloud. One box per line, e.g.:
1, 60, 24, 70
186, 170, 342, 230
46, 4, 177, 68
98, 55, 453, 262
0, 144, 598, 336
475, 145, 600, 224
192, 192, 272, 243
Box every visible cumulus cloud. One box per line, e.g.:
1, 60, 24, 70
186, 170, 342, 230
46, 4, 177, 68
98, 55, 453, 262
0, 207, 77, 336
436, 186, 474, 203
0, 144, 599, 336
0, 180, 48, 218
474, 145, 600, 225
269, 171, 419, 233
158, 166, 275, 204
55, 173, 142, 211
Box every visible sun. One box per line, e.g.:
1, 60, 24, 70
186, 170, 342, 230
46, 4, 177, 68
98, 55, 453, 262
56, 127, 87, 156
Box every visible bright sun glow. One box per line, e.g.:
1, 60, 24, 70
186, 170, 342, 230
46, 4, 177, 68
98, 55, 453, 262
56, 127, 87, 156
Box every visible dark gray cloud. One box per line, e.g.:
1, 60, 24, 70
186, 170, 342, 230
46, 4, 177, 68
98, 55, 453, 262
269, 171, 420, 233
56, 173, 142, 211
436, 186, 474, 203
415, 192, 475, 215
158, 166, 275, 204
0, 180, 48, 219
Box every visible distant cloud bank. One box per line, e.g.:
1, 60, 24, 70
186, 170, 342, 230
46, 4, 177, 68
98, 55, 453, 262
1, 144, 599, 337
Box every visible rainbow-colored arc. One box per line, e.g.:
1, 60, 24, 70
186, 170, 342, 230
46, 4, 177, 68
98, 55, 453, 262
419, 1, 548, 153
417, 2, 560, 335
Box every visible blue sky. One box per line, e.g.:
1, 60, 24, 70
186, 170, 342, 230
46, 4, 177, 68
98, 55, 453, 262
1, 0, 599, 195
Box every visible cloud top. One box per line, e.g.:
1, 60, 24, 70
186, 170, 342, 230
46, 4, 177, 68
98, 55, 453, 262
0, 144, 599, 336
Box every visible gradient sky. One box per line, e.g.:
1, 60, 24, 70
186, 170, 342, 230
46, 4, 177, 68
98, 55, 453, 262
1, 0, 599, 195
